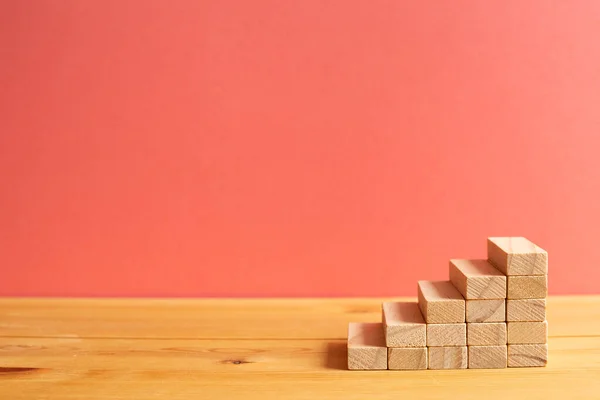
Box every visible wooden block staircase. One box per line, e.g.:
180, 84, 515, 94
347, 236, 548, 370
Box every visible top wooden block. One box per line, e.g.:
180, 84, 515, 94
449, 259, 506, 299
382, 302, 426, 347
487, 237, 548, 276
418, 280, 465, 323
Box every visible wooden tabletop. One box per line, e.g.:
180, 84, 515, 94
1, 296, 599, 399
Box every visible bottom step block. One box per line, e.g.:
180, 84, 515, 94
428, 346, 468, 369
508, 344, 548, 367
468, 345, 507, 369
388, 347, 427, 370
347, 322, 388, 370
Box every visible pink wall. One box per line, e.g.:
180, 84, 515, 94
1, 1, 599, 297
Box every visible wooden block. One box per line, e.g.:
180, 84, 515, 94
468, 322, 507, 345
466, 299, 506, 322
427, 323, 466, 347
427, 346, 467, 369
507, 275, 547, 299
418, 280, 465, 323
347, 322, 387, 370
506, 299, 546, 321
382, 302, 426, 347
488, 237, 548, 276
449, 259, 506, 299
468, 345, 507, 369
508, 344, 548, 367
507, 321, 548, 344
388, 347, 428, 370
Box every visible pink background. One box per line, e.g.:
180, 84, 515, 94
1, 1, 599, 297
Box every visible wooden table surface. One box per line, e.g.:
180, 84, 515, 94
1, 296, 599, 399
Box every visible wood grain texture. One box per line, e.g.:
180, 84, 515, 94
0, 298, 598, 399
0, 336, 594, 373
468, 345, 507, 369
508, 344, 548, 367
487, 237, 548, 276
0, 296, 597, 338
468, 323, 507, 345
387, 347, 427, 370
507, 276, 548, 299
347, 323, 387, 370
449, 259, 506, 299
466, 299, 506, 322
417, 281, 465, 323
426, 323, 466, 347
507, 321, 549, 344
382, 302, 426, 347
506, 299, 546, 322
427, 346, 468, 369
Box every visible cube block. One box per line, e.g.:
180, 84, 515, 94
449, 259, 506, 299
347, 322, 387, 370
428, 346, 468, 369
427, 323, 466, 347
506, 299, 546, 322
467, 322, 507, 346
466, 299, 506, 323
418, 280, 465, 324
468, 345, 507, 369
508, 344, 548, 367
507, 321, 548, 344
507, 276, 547, 299
487, 237, 547, 276
382, 302, 426, 347
388, 347, 428, 370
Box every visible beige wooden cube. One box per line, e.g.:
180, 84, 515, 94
466, 299, 506, 322
428, 346, 467, 369
388, 347, 428, 370
347, 322, 387, 370
506, 299, 546, 321
382, 302, 426, 347
468, 345, 507, 369
427, 323, 466, 347
449, 259, 506, 299
507, 275, 547, 299
507, 321, 548, 344
487, 237, 547, 276
418, 280, 465, 323
508, 344, 548, 367
467, 322, 507, 345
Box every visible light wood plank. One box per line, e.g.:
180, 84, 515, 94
2, 367, 600, 400
417, 281, 465, 323
506, 299, 546, 322
507, 321, 548, 344
427, 346, 467, 369
0, 297, 596, 339
468, 345, 507, 369
467, 323, 507, 346
0, 335, 599, 398
449, 259, 506, 299
387, 347, 427, 370
426, 323, 466, 347
508, 344, 548, 367
347, 323, 387, 370
0, 336, 596, 374
487, 237, 548, 275
466, 299, 506, 322
382, 302, 426, 347
507, 276, 548, 299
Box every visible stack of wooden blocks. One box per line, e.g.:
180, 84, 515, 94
348, 237, 548, 370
